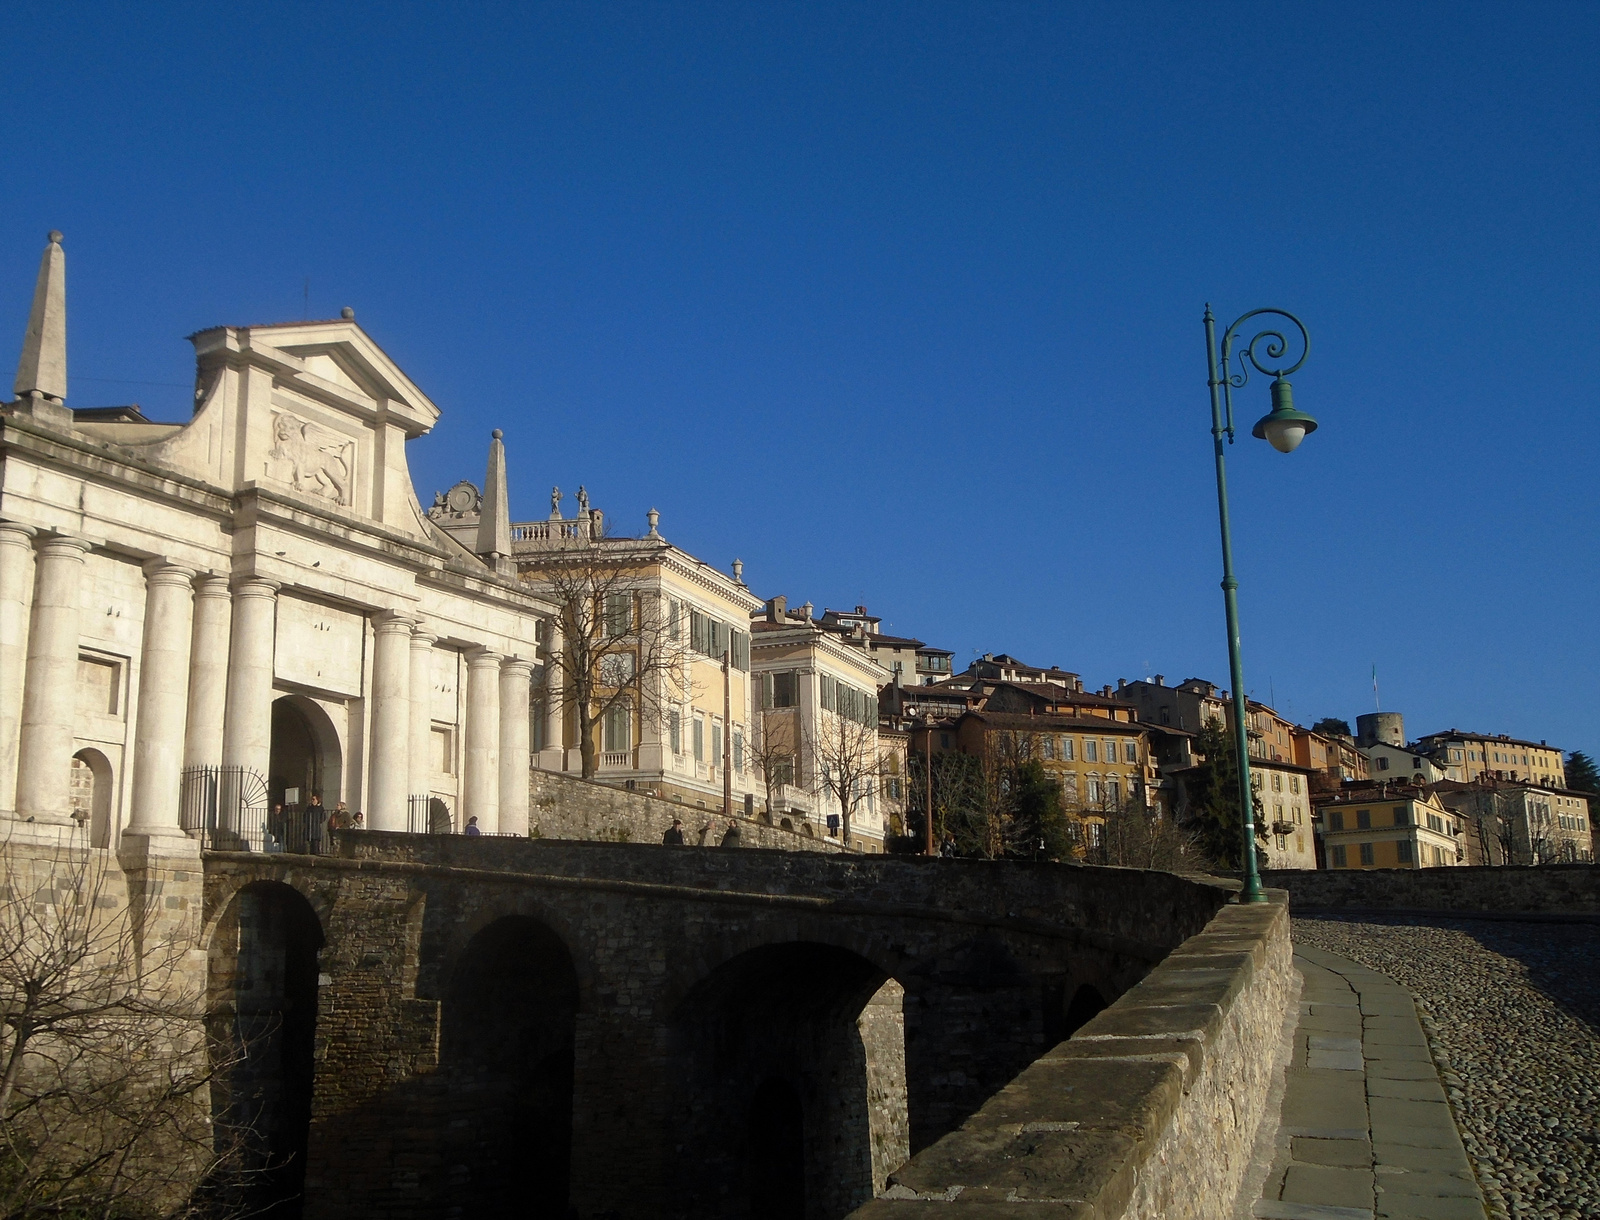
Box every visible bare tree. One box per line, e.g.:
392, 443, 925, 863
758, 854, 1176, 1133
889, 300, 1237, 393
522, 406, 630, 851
0, 834, 257, 1218
750, 710, 801, 822
519, 538, 692, 778
812, 710, 882, 848
1092, 789, 1197, 871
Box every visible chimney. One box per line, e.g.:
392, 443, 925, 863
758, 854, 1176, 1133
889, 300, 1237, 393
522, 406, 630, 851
1154, 674, 1164, 686
767, 595, 786, 623
855, 604, 867, 615
1117, 678, 1126, 691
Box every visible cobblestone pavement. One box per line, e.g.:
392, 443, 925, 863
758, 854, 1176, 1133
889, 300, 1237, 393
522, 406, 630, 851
1293, 916, 1600, 1220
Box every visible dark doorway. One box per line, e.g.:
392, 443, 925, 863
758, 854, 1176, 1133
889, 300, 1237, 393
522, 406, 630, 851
270, 698, 323, 808
748, 1077, 806, 1220
213, 882, 324, 1217
440, 915, 579, 1216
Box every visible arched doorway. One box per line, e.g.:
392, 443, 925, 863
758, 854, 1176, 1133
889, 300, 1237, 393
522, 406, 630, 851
671, 942, 908, 1219
209, 881, 324, 1217
269, 696, 342, 811
69, 748, 113, 847
439, 915, 579, 1215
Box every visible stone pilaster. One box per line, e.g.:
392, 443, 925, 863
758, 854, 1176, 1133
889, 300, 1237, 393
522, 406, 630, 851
464, 648, 501, 833
0, 523, 36, 815
183, 574, 232, 769
14, 534, 90, 824
408, 627, 435, 808
498, 657, 534, 837
367, 612, 414, 832
125, 562, 198, 852
541, 623, 566, 771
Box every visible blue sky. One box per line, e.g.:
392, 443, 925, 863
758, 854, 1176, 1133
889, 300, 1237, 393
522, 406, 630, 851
3, 2, 1596, 754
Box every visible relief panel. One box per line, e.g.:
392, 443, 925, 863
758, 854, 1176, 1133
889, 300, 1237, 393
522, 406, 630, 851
264, 407, 358, 507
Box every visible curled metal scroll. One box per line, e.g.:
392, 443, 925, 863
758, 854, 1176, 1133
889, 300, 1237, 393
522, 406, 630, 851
1220, 308, 1310, 389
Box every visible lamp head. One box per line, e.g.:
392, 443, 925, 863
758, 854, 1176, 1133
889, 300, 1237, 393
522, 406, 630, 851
1252, 378, 1319, 453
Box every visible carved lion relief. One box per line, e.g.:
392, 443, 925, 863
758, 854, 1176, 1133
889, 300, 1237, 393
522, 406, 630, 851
266, 410, 355, 506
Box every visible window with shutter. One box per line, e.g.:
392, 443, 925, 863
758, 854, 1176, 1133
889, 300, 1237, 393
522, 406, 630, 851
821, 675, 836, 712
669, 710, 681, 754
733, 728, 744, 771
693, 716, 705, 762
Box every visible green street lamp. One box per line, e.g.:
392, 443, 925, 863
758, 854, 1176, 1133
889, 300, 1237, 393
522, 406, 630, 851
1203, 306, 1317, 904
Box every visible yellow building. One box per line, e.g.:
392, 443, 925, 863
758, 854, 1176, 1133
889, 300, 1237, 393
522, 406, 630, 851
510, 503, 764, 813
1413, 730, 1567, 788
1315, 787, 1464, 870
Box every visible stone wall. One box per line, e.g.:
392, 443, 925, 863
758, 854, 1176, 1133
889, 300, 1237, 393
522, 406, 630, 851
851, 893, 1294, 1220
1262, 862, 1600, 916
529, 767, 846, 852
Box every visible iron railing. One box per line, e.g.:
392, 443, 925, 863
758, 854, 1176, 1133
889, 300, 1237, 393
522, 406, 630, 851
408, 794, 456, 835
181, 765, 332, 854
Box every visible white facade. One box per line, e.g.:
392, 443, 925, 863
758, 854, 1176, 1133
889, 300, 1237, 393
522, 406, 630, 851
1252, 760, 1318, 870
1, 234, 553, 862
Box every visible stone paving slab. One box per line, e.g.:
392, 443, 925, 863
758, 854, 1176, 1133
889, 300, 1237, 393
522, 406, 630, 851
1247, 947, 1486, 1220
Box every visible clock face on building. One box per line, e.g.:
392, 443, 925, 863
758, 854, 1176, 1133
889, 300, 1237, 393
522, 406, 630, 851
447, 482, 477, 513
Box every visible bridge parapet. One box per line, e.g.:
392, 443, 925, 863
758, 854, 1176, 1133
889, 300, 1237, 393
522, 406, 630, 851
852, 895, 1293, 1220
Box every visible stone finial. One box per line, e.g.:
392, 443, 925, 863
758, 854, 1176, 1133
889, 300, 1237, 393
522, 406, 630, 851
340, 306, 355, 320
646, 507, 661, 538
732, 558, 744, 585
475, 429, 512, 561
13, 230, 67, 404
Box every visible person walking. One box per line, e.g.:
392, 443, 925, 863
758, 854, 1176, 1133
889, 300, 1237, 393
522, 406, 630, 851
662, 818, 686, 846
719, 820, 742, 848
464, 815, 481, 837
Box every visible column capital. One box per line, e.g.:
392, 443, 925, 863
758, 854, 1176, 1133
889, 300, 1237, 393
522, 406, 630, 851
231, 577, 280, 599
467, 646, 503, 670
141, 560, 198, 587
500, 656, 536, 679
193, 572, 232, 597
410, 620, 437, 648
0, 521, 36, 545
34, 532, 91, 558
372, 609, 418, 636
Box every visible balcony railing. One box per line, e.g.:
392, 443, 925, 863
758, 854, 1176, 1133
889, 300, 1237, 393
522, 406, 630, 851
600, 750, 634, 771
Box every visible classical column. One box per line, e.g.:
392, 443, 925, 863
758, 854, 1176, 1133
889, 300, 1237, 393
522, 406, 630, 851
14, 535, 90, 823
183, 575, 232, 770
127, 563, 196, 839
498, 657, 534, 837
0, 524, 36, 815
463, 648, 501, 833
367, 611, 413, 832
408, 627, 435, 810
220, 580, 278, 788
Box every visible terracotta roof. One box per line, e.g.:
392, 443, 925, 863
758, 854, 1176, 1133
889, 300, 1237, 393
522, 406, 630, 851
960, 711, 1147, 733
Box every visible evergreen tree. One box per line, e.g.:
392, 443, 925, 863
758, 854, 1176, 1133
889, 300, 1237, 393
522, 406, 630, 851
1566, 750, 1598, 794
1181, 718, 1266, 868
1311, 717, 1351, 738
1006, 759, 1072, 861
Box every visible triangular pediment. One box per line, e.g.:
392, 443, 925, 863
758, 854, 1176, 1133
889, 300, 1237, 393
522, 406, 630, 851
239, 320, 440, 436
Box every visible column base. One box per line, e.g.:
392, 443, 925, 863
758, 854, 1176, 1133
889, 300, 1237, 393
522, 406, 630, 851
118, 827, 202, 869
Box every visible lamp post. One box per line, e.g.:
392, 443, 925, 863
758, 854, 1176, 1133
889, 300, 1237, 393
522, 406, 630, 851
1203, 306, 1318, 904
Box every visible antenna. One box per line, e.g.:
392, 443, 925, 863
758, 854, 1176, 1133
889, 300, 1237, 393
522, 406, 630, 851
1372, 664, 1380, 712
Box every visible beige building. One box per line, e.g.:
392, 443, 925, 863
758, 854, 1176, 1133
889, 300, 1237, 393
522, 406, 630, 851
1315, 787, 1464, 870
1252, 760, 1318, 869
1433, 780, 1593, 865
508, 503, 764, 815
0, 232, 554, 863
750, 597, 892, 850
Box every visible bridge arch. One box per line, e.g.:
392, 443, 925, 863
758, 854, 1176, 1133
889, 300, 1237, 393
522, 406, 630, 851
207, 879, 325, 1218
669, 940, 909, 1219
436, 912, 580, 1216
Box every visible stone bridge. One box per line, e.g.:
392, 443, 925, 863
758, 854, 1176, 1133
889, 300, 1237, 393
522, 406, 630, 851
201, 832, 1242, 1219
